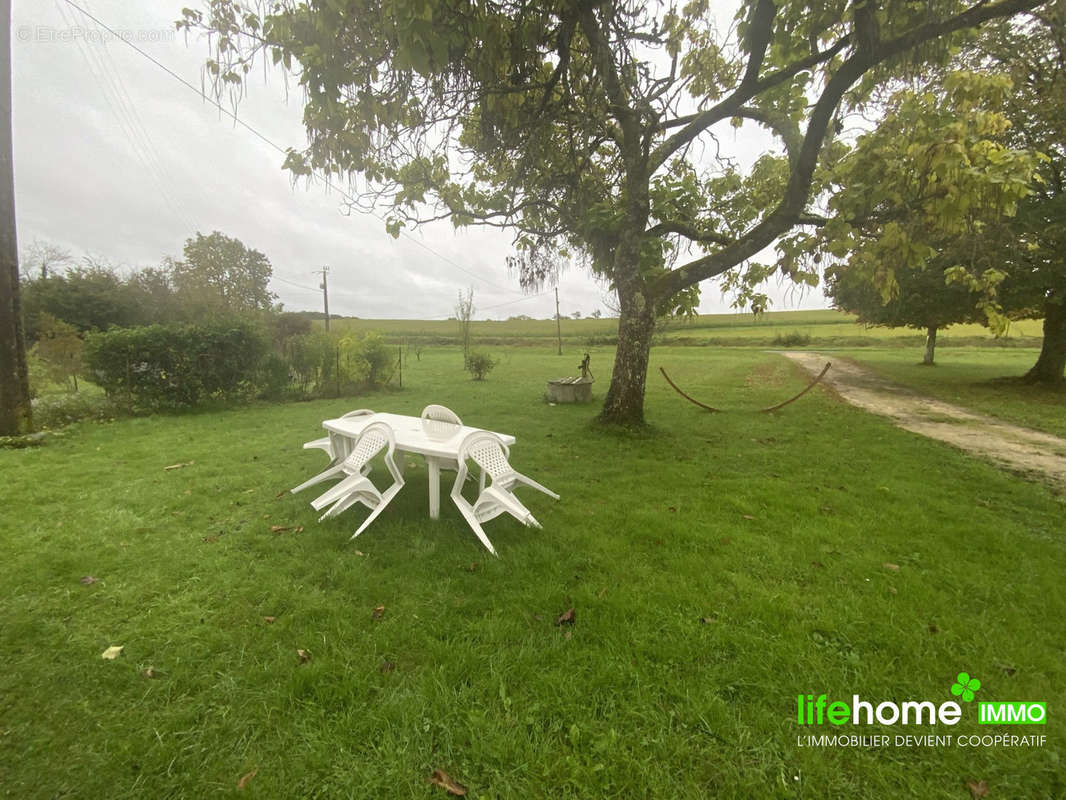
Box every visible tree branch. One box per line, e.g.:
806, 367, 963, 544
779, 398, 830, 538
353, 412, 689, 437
647, 0, 1044, 302
645, 220, 734, 246
650, 36, 850, 171
740, 0, 778, 87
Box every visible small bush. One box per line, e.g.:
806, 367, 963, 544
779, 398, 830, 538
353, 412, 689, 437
31, 391, 121, 429
256, 353, 291, 401
464, 351, 496, 380
772, 331, 812, 347
360, 332, 395, 387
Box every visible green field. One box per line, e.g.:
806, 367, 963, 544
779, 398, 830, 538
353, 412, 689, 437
2, 346, 1063, 798
328, 308, 1046, 348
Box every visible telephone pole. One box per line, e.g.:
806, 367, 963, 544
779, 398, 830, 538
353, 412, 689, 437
0, 0, 32, 434
316, 266, 330, 331
554, 286, 562, 355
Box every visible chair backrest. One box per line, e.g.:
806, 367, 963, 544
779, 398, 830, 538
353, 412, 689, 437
341, 408, 374, 419
344, 421, 394, 471
421, 404, 463, 441
458, 431, 513, 482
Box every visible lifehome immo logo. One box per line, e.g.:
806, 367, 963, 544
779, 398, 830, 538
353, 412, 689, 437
795, 672, 1047, 749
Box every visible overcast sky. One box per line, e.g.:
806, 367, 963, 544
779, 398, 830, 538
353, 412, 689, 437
12, 0, 831, 320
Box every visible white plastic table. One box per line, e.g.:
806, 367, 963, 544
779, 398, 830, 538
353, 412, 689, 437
321, 412, 516, 520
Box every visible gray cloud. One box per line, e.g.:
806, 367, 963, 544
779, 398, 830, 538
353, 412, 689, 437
13, 0, 829, 320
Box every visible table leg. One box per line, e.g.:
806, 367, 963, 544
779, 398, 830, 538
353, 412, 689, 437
427, 457, 441, 520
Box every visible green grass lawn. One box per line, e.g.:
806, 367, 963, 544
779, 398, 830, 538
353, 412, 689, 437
835, 348, 1066, 439
2, 347, 1063, 798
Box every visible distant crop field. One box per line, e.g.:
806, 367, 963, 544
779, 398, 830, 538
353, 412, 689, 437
323, 309, 1044, 348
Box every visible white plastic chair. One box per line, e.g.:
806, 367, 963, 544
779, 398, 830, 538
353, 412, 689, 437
301, 408, 374, 463
307, 422, 405, 539
450, 431, 559, 556
420, 404, 463, 442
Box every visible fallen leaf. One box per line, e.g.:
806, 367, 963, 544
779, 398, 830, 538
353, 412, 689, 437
274, 490, 287, 499
883, 563, 900, 572
296, 649, 311, 664
667, 506, 677, 513
371, 605, 386, 620
742, 514, 756, 520
428, 769, 467, 796
888, 587, 898, 595
564, 630, 573, 640
555, 608, 576, 626
101, 645, 123, 660
965, 779, 989, 799
380, 661, 396, 674
928, 623, 940, 634
264, 616, 276, 624
79, 576, 98, 585
144, 666, 158, 679
202, 535, 219, 544
164, 461, 194, 471
237, 769, 258, 790
464, 562, 479, 573
183, 489, 191, 496
271, 525, 304, 534
810, 561, 825, 568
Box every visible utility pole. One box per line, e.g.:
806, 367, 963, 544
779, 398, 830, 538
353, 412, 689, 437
0, 0, 32, 434
316, 266, 330, 331
554, 286, 562, 355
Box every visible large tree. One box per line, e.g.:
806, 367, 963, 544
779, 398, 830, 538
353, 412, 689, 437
182, 0, 1045, 424
827, 259, 984, 365
975, 12, 1066, 384
815, 11, 1064, 384
169, 231, 277, 318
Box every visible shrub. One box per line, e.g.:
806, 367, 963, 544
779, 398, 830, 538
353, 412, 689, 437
276, 330, 395, 398
464, 351, 497, 380
256, 352, 291, 401
360, 332, 395, 387
31, 391, 121, 429
772, 331, 812, 347
85, 321, 267, 410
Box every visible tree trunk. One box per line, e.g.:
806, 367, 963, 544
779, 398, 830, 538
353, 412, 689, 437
0, 0, 31, 435
1024, 298, 1066, 385
922, 325, 937, 366
599, 283, 656, 426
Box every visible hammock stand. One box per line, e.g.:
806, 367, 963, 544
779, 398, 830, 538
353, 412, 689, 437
658, 362, 831, 414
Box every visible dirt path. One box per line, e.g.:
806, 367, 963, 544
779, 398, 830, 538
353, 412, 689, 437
781, 351, 1066, 490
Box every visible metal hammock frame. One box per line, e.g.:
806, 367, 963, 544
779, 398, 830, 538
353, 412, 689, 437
658, 362, 831, 414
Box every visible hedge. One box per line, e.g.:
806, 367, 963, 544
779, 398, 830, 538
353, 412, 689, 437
85, 321, 267, 410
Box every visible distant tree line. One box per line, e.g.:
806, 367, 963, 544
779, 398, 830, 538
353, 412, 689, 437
17, 231, 394, 422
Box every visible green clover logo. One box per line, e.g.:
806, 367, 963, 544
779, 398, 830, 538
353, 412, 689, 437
951, 672, 981, 702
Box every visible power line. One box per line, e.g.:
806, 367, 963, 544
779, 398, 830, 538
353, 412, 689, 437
60, 0, 523, 296
272, 274, 321, 293
55, 0, 198, 233
416, 290, 553, 320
